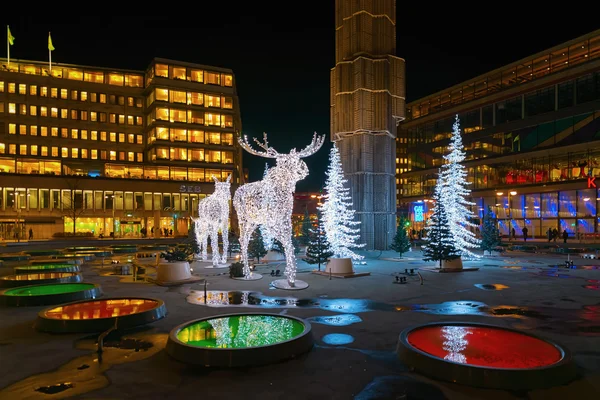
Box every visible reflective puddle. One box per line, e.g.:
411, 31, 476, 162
0, 331, 166, 399
474, 284, 510, 291
307, 314, 362, 326
322, 333, 354, 345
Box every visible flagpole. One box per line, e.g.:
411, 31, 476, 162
48, 32, 52, 72
6, 26, 9, 68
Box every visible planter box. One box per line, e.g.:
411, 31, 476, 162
157, 261, 191, 284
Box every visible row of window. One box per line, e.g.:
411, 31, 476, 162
0, 159, 233, 182
1, 102, 143, 125
148, 108, 234, 128
149, 127, 234, 146
150, 147, 234, 164
147, 88, 233, 109
6, 124, 144, 144
0, 82, 144, 107
0, 188, 207, 212
0, 145, 143, 162
148, 64, 233, 87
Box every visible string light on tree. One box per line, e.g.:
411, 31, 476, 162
319, 144, 365, 260
437, 115, 481, 259
422, 182, 460, 267
234, 132, 325, 287
192, 175, 231, 266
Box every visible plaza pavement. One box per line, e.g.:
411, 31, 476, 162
0, 247, 599, 399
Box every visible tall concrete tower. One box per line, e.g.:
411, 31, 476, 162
331, 0, 405, 250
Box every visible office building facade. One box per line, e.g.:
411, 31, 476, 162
0, 57, 242, 239
398, 30, 600, 238
331, 0, 405, 249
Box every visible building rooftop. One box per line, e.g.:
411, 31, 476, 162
406, 29, 600, 121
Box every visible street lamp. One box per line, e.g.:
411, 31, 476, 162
105, 194, 121, 240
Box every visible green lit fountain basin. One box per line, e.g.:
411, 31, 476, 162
0, 283, 102, 307
35, 297, 167, 333
14, 264, 81, 274
50, 253, 95, 262
0, 272, 82, 288
25, 249, 63, 257
0, 254, 30, 262
30, 258, 78, 265
166, 313, 313, 367
111, 247, 138, 254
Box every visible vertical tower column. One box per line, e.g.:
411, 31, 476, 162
331, 0, 405, 249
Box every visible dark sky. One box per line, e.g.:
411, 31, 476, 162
2, 8, 598, 190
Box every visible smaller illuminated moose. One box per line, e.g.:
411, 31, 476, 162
234, 133, 325, 286
192, 175, 231, 266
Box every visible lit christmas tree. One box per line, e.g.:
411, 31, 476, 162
305, 212, 333, 271
480, 206, 501, 253
319, 144, 365, 260
248, 228, 267, 263
422, 184, 460, 267
437, 115, 481, 259
390, 216, 411, 258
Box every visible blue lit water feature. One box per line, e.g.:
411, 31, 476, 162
307, 314, 362, 326
322, 333, 354, 345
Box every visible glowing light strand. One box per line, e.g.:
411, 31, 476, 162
319, 144, 365, 260
193, 175, 231, 266
234, 132, 325, 285
437, 115, 481, 259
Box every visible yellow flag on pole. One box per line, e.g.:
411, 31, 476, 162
48, 32, 55, 51
7, 26, 15, 46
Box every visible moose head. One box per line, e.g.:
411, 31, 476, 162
238, 132, 325, 184
212, 174, 232, 192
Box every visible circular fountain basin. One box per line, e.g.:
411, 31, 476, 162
14, 264, 80, 274
64, 247, 98, 252
396, 322, 575, 390
0, 272, 82, 288
0, 254, 30, 262
25, 249, 63, 257
0, 283, 102, 307
35, 297, 167, 333
111, 247, 138, 254
166, 313, 313, 367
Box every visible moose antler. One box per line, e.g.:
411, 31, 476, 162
238, 133, 279, 158
296, 132, 326, 158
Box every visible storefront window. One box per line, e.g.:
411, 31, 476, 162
559, 190, 577, 217
577, 189, 596, 217
541, 193, 558, 217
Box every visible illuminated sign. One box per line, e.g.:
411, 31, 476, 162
180, 185, 202, 193
588, 177, 596, 188
414, 205, 424, 222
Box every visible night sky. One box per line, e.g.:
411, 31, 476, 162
1, 8, 598, 190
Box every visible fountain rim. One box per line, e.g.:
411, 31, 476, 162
0, 282, 102, 307
169, 312, 311, 351
396, 321, 576, 390
0, 272, 83, 288
400, 321, 569, 371
1, 282, 99, 296
35, 296, 167, 333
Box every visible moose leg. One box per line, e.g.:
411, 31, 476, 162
239, 224, 253, 277
221, 226, 229, 265
279, 232, 297, 287
210, 225, 220, 267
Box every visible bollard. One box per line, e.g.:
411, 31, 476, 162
204, 280, 207, 304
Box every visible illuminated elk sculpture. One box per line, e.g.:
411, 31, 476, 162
193, 175, 231, 266
234, 132, 325, 287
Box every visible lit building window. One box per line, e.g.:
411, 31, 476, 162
61, 147, 68, 158
155, 64, 168, 78
30, 126, 38, 136
8, 83, 15, 93
108, 73, 124, 86
128, 152, 135, 162
72, 148, 78, 158
71, 129, 78, 139
205, 72, 220, 85
91, 149, 98, 159
51, 127, 58, 137
172, 67, 186, 80
84, 71, 104, 83
8, 103, 16, 114
80, 91, 87, 101
51, 88, 57, 98
18, 84, 26, 94
30, 105, 37, 116
8, 123, 16, 134
81, 149, 88, 158
41, 146, 48, 156
170, 90, 186, 103
51, 107, 58, 118
30, 85, 37, 95
19, 144, 27, 155
19, 125, 27, 135
224, 74, 233, 87
205, 95, 221, 107
60, 89, 68, 99
190, 69, 203, 82
30, 145, 38, 156
110, 151, 117, 160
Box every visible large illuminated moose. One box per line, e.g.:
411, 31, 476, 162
234, 133, 325, 286
192, 175, 231, 266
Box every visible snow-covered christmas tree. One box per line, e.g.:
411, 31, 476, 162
319, 144, 365, 260
423, 184, 460, 267
437, 115, 481, 259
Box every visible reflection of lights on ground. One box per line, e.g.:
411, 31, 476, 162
308, 314, 362, 326
322, 333, 354, 345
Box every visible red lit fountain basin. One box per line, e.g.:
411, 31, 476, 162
0, 283, 102, 307
396, 322, 576, 390
166, 313, 313, 367
35, 298, 167, 333
0, 272, 82, 288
